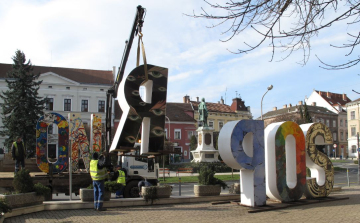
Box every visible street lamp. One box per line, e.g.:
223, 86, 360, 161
261, 85, 273, 120
164, 116, 171, 181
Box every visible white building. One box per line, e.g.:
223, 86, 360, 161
346, 99, 360, 158
0, 63, 115, 150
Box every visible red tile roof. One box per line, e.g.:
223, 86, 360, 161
190, 101, 235, 113
165, 103, 196, 122
0, 63, 114, 85
315, 90, 351, 107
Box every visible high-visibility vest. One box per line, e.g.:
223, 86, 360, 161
117, 170, 126, 186
13, 142, 25, 157
90, 160, 108, 181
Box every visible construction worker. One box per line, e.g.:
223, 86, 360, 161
11, 136, 26, 173
90, 152, 108, 211
112, 165, 126, 198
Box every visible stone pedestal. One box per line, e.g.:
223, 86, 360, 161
191, 126, 219, 162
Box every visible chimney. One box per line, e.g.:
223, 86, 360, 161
230, 98, 247, 112
218, 101, 220, 104
196, 97, 199, 102
220, 97, 224, 105
298, 101, 303, 105
273, 107, 277, 111
327, 92, 331, 98
283, 104, 287, 108
343, 93, 347, 101
312, 102, 316, 106
289, 104, 292, 107
183, 95, 190, 103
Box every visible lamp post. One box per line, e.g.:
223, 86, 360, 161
261, 85, 273, 120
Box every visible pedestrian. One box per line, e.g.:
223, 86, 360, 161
11, 136, 26, 174
90, 152, 108, 211
112, 165, 126, 198
138, 180, 152, 197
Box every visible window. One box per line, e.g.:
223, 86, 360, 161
326, 120, 329, 127
45, 98, 53, 111
48, 86, 52, 89
346, 131, 348, 140
332, 120, 336, 127
83, 88, 87, 91
340, 119, 343, 126
81, 100, 88, 112
174, 129, 181, 139
351, 127, 356, 137
340, 132, 344, 141
209, 121, 214, 128
333, 132, 337, 141
219, 121, 224, 130
100, 89, 104, 91
98, 100, 105, 112
187, 131, 193, 139
351, 111, 355, 120
352, 145, 357, 153
345, 120, 348, 127
64, 99, 71, 111
66, 87, 70, 90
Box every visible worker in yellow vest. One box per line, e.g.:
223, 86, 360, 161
90, 152, 108, 211
11, 136, 26, 173
113, 165, 126, 198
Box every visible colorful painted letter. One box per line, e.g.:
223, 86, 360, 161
265, 121, 306, 202
36, 113, 69, 173
68, 113, 90, 172
218, 120, 266, 207
300, 123, 334, 198
90, 114, 102, 153
110, 64, 168, 155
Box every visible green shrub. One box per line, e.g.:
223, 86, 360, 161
0, 198, 12, 216
354, 160, 358, 164
87, 184, 94, 189
13, 169, 34, 193
168, 162, 238, 173
198, 165, 227, 189
143, 186, 157, 204
33, 183, 51, 196
104, 181, 123, 193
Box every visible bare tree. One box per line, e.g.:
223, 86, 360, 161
188, 0, 360, 68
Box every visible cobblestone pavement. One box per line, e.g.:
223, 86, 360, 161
4, 186, 360, 223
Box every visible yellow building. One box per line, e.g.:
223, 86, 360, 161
183, 95, 253, 132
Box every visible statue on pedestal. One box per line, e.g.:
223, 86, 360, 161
198, 98, 208, 127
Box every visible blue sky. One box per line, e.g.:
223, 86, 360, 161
0, 0, 359, 119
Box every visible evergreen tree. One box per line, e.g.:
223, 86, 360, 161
299, 105, 304, 120
190, 135, 197, 151
303, 101, 313, 123
0, 50, 45, 156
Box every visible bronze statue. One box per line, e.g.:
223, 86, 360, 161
198, 98, 208, 127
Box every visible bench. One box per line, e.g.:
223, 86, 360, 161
159, 168, 170, 177
176, 168, 193, 176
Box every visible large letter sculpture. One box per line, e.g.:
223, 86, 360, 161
300, 123, 334, 198
218, 120, 266, 207
68, 113, 90, 172
110, 65, 168, 155
265, 121, 306, 202
36, 113, 69, 173
90, 114, 102, 153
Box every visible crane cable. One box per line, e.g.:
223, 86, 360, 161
136, 32, 148, 82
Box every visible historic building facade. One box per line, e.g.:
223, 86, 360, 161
0, 63, 114, 151
346, 99, 360, 158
